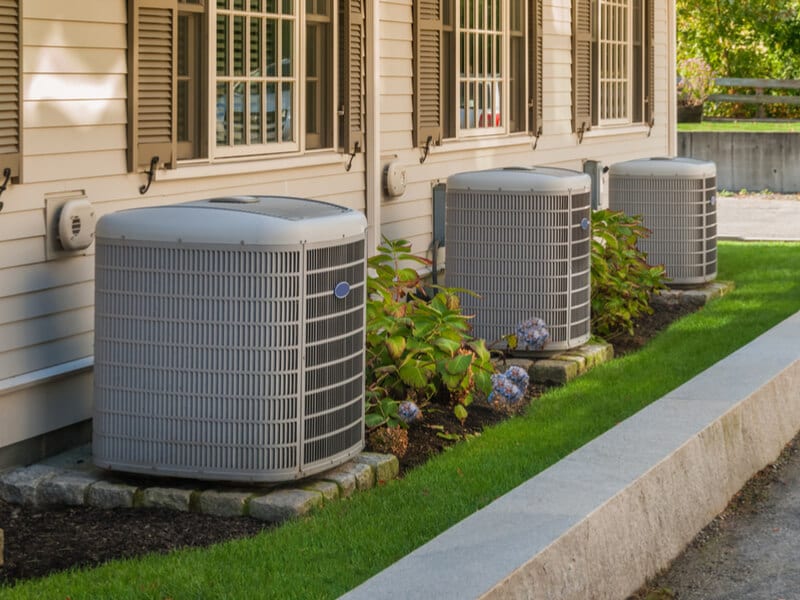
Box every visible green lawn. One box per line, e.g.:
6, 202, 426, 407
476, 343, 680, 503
678, 121, 800, 132
4, 242, 800, 600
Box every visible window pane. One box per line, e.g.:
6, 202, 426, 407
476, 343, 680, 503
283, 0, 294, 15
282, 19, 293, 76
266, 82, 278, 142
216, 82, 229, 144
251, 0, 262, 10
251, 82, 262, 143
266, 20, 277, 75
178, 80, 189, 142
217, 0, 228, 7
233, 16, 245, 76
234, 81, 246, 144
234, 0, 245, 9
265, 0, 277, 12
217, 15, 228, 75
281, 82, 293, 142
251, 18, 262, 75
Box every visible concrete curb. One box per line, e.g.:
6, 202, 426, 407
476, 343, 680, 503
342, 310, 800, 600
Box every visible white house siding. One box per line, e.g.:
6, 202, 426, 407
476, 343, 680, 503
376, 0, 675, 259
0, 0, 368, 461
1, 0, 674, 464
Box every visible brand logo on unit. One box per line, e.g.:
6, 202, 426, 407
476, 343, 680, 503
334, 281, 351, 299
581, 217, 590, 231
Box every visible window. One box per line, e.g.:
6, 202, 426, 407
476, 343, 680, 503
0, 0, 20, 179
572, 0, 653, 135
414, 0, 542, 146
128, 0, 363, 171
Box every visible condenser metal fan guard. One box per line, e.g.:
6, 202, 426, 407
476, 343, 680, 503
445, 167, 592, 353
609, 157, 718, 286
93, 196, 367, 483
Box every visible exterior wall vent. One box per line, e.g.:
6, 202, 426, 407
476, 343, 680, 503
609, 157, 717, 285
445, 167, 592, 352
93, 196, 367, 482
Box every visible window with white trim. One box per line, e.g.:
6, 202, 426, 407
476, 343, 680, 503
415, 0, 542, 147
572, 0, 653, 135
128, 0, 362, 171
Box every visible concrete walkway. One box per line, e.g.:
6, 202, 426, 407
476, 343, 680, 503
717, 193, 800, 241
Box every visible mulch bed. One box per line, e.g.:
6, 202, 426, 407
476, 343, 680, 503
0, 299, 700, 588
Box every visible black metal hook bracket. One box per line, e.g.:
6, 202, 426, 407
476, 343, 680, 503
576, 122, 588, 145
419, 136, 434, 164
532, 126, 543, 151
0, 167, 11, 213
139, 156, 159, 195
345, 142, 361, 172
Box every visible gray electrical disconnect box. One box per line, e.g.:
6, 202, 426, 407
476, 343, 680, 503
583, 160, 609, 210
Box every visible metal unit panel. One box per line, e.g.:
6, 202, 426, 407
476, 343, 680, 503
93, 201, 366, 483
445, 169, 592, 352
609, 158, 717, 285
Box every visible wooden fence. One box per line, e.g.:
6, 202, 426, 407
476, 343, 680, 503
708, 78, 800, 118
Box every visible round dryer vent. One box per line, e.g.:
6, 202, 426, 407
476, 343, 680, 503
446, 167, 592, 353
609, 157, 717, 285
93, 196, 367, 482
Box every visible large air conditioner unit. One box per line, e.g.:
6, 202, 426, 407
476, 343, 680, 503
445, 167, 592, 352
609, 157, 717, 285
93, 196, 367, 482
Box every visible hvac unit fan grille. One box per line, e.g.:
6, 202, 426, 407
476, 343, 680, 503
446, 190, 592, 351
609, 173, 717, 284
94, 238, 365, 482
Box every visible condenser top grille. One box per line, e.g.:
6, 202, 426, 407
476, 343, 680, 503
96, 196, 367, 246
446, 166, 592, 195
608, 157, 716, 180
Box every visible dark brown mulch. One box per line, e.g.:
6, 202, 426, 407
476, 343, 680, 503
0, 298, 699, 589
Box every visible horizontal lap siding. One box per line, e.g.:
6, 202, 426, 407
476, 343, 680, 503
377, 0, 672, 258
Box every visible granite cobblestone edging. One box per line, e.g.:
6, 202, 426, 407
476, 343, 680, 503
0, 452, 399, 524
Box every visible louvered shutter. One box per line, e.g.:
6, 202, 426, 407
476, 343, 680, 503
529, 0, 543, 136
128, 0, 177, 171
644, 0, 655, 126
414, 0, 442, 147
572, 0, 592, 134
0, 0, 20, 177
341, 0, 365, 154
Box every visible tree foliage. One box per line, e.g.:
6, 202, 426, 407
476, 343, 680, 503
677, 0, 800, 79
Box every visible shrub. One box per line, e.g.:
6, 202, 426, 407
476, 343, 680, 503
365, 237, 494, 427
591, 210, 668, 338
677, 57, 715, 107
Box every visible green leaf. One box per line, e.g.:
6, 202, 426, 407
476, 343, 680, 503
398, 363, 429, 388
385, 336, 407, 360
432, 337, 461, 355
444, 353, 473, 375
453, 404, 468, 423
365, 413, 386, 428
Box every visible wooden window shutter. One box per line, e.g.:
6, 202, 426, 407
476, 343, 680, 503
128, 0, 177, 171
413, 0, 442, 148
644, 0, 655, 126
572, 0, 592, 134
341, 0, 365, 155
0, 0, 20, 178
528, 0, 543, 137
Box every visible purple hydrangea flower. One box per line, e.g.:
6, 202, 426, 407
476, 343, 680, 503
397, 400, 422, 424
516, 318, 549, 351
503, 365, 530, 394
488, 373, 523, 405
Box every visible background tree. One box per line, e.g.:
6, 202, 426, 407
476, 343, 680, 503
677, 0, 800, 79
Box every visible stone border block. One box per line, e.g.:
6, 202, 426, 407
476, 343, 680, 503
326, 461, 374, 491
142, 487, 193, 512
249, 489, 323, 522
0, 465, 60, 506
530, 359, 578, 385
303, 480, 340, 502
319, 466, 358, 498
353, 453, 399, 484
87, 480, 138, 509
197, 489, 251, 517
38, 472, 99, 506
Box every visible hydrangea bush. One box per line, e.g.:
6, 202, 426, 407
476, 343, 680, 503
516, 318, 549, 351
